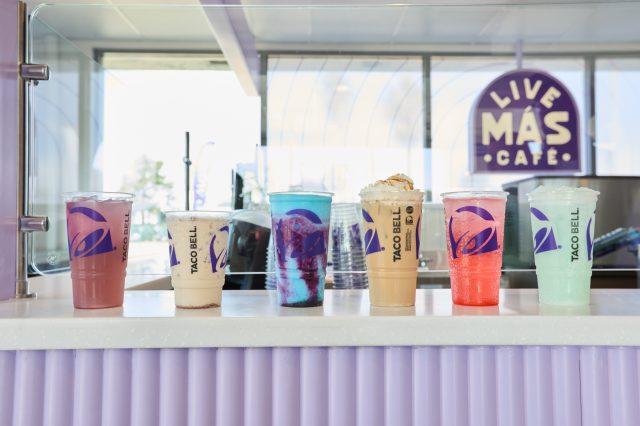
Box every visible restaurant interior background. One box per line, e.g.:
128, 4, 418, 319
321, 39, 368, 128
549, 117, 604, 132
23, 1, 640, 290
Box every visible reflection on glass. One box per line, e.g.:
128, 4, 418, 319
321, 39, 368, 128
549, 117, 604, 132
29, 20, 261, 275
30, 17, 105, 274
25, 3, 640, 280
266, 55, 425, 202
451, 304, 500, 316
538, 304, 591, 316
102, 59, 260, 275
596, 58, 640, 176
369, 305, 416, 316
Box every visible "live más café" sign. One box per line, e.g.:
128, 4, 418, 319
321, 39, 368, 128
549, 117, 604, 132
471, 69, 580, 173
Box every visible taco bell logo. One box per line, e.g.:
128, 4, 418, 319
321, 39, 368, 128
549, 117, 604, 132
168, 230, 180, 267
530, 207, 560, 254
68, 207, 116, 260
586, 212, 595, 261
210, 226, 229, 273
415, 216, 421, 259
362, 209, 384, 256
449, 206, 499, 259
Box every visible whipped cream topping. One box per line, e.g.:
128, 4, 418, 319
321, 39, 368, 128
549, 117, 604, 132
361, 173, 415, 193
359, 173, 423, 201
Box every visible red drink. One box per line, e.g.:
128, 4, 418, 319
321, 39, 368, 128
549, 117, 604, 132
442, 191, 507, 306
65, 192, 133, 309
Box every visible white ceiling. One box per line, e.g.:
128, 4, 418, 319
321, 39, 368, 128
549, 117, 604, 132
32, 2, 221, 50
31, 1, 640, 51
241, 2, 640, 47
27, 1, 640, 97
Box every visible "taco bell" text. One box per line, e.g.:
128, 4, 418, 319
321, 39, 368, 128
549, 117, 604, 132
189, 226, 198, 273
392, 208, 402, 262
570, 208, 580, 262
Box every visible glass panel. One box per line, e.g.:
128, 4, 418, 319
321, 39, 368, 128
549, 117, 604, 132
26, 2, 640, 288
102, 52, 260, 277
28, 15, 105, 274
595, 57, 640, 176
27, 9, 260, 279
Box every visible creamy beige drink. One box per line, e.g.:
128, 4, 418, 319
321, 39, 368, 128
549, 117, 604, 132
360, 174, 424, 306
165, 211, 230, 308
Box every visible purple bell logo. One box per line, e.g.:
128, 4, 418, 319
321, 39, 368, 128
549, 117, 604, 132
415, 216, 421, 259
168, 230, 180, 267
210, 225, 229, 273
362, 209, 384, 256
586, 212, 595, 261
449, 206, 499, 259
530, 207, 560, 255
68, 207, 115, 260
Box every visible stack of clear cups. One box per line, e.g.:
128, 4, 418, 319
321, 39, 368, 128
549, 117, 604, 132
330, 203, 368, 289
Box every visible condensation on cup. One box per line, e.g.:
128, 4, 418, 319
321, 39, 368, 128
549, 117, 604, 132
64, 191, 134, 309
165, 211, 231, 308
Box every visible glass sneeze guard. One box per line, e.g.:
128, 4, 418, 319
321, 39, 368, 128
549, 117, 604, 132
26, 2, 640, 289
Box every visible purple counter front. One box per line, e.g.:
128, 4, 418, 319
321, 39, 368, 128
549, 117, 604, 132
1, 287, 640, 426
1, 345, 639, 426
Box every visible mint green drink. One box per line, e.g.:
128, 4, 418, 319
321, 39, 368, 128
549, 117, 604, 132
527, 186, 599, 305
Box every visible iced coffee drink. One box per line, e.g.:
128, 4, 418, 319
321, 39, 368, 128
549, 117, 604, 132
359, 174, 424, 306
165, 211, 230, 308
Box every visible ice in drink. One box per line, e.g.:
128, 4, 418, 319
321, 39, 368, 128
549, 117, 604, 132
360, 174, 424, 307
269, 192, 332, 307
442, 191, 508, 306
166, 211, 230, 308
65, 192, 133, 309
527, 186, 599, 305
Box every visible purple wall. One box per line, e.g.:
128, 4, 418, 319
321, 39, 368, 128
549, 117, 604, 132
1, 345, 638, 426
0, 0, 18, 300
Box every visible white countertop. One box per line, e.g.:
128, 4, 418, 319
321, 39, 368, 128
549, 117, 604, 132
2, 275, 640, 349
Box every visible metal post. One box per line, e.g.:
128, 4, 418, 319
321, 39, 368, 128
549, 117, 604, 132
184, 131, 191, 210
16, 2, 32, 299
515, 39, 524, 69
16, 4, 50, 299
585, 55, 597, 175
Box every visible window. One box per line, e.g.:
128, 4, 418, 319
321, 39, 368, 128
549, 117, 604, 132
595, 57, 640, 175
30, 47, 261, 275
102, 53, 261, 275
29, 34, 640, 277
266, 55, 425, 201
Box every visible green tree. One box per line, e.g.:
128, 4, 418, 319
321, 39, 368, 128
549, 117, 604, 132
122, 156, 173, 227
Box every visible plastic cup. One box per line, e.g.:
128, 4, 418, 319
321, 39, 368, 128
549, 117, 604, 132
360, 189, 424, 307
527, 186, 599, 305
165, 211, 230, 308
330, 203, 368, 289
442, 191, 508, 306
269, 191, 333, 307
64, 192, 134, 309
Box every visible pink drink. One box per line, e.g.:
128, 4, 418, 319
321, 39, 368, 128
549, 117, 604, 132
442, 191, 507, 306
65, 192, 133, 309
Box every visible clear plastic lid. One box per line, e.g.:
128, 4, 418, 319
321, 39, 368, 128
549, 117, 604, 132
63, 191, 134, 202
268, 191, 334, 197
440, 190, 508, 200
165, 210, 231, 220
527, 185, 600, 202
359, 189, 424, 202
